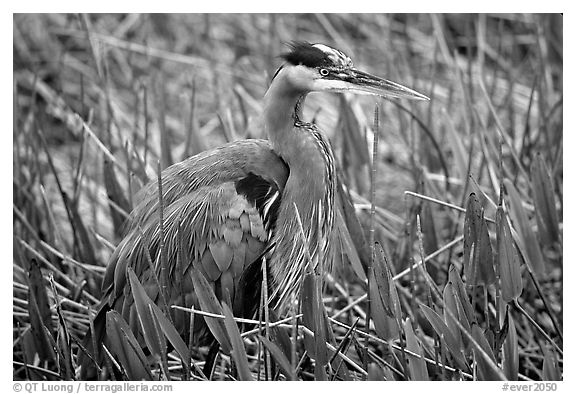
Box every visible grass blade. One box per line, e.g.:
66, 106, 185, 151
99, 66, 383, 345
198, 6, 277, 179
189, 265, 232, 354
448, 265, 476, 324
301, 273, 329, 380
336, 178, 370, 278
530, 154, 560, 247
542, 344, 561, 381
443, 109, 468, 180
504, 179, 545, 277
26, 259, 55, 363
48, 275, 74, 380
127, 268, 165, 359
63, 193, 98, 267
464, 193, 496, 286
403, 318, 429, 381
222, 303, 253, 381
259, 335, 295, 380
496, 207, 523, 303
334, 206, 367, 282
443, 277, 469, 353
471, 324, 503, 381
367, 363, 386, 381
419, 303, 468, 370
105, 310, 153, 380
368, 267, 398, 341
502, 308, 518, 380
149, 305, 191, 377
103, 157, 131, 239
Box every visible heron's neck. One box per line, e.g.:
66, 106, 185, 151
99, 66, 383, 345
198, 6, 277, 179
262, 74, 336, 312
263, 80, 307, 154
262, 76, 330, 204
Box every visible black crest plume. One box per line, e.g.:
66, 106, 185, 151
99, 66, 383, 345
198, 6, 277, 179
280, 41, 333, 68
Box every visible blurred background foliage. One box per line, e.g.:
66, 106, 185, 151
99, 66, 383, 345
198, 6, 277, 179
13, 14, 562, 381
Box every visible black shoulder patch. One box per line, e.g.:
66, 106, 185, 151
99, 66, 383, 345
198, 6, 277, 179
281, 41, 332, 68
235, 173, 281, 232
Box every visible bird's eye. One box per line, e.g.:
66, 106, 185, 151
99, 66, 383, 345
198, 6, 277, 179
319, 68, 329, 77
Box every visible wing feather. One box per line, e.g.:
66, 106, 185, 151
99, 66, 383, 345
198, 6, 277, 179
219, 270, 235, 306
231, 242, 246, 278
82, 140, 289, 377
201, 248, 222, 282
208, 240, 234, 272
239, 212, 251, 232
100, 140, 287, 347
249, 211, 267, 241
222, 224, 243, 248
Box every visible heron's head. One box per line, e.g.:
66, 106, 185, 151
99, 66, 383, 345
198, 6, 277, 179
273, 41, 429, 101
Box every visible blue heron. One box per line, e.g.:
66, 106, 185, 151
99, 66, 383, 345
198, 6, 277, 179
81, 41, 428, 378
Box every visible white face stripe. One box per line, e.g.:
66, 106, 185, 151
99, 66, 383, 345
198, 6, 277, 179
312, 44, 353, 68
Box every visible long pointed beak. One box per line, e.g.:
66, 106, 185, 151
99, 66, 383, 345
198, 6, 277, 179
340, 68, 429, 101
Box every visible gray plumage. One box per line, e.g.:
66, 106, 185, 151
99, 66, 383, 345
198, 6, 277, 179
80, 41, 428, 379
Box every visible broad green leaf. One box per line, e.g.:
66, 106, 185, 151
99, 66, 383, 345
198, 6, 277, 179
189, 265, 232, 354
149, 305, 191, 374
496, 208, 523, 303
445, 266, 477, 355
464, 194, 496, 286
443, 281, 466, 351
403, 318, 429, 381
127, 268, 165, 359
268, 310, 294, 365
21, 329, 48, 380
469, 175, 498, 215
63, 192, 98, 267
301, 273, 329, 370
335, 207, 367, 282
259, 335, 296, 381
419, 303, 467, 370
335, 179, 369, 280
504, 179, 545, 277
476, 212, 496, 285
471, 324, 504, 381
448, 265, 476, 325
337, 96, 370, 167
372, 247, 393, 317
463, 193, 481, 282
155, 74, 174, 169
376, 242, 403, 319
495, 304, 510, 351
502, 309, 518, 380
105, 310, 153, 380
313, 277, 329, 378
542, 345, 561, 381
367, 363, 386, 381
421, 203, 439, 257
48, 276, 74, 380
222, 303, 253, 381
27, 259, 55, 362
336, 96, 370, 195
301, 273, 316, 359
382, 244, 403, 325
444, 111, 468, 180
531, 154, 560, 247
103, 158, 131, 239
368, 267, 398, 341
